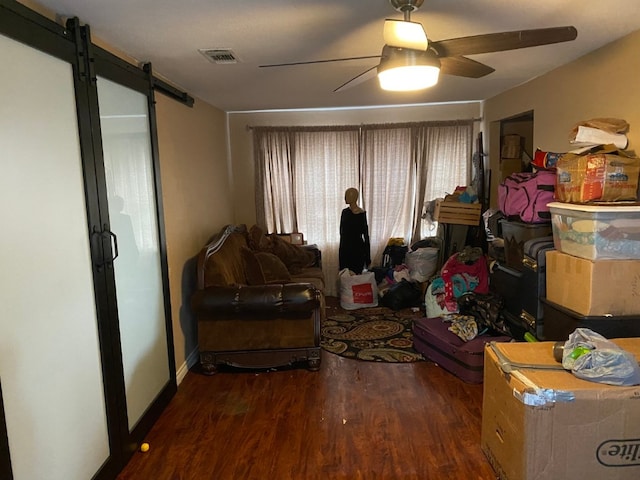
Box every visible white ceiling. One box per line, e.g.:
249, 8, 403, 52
33, 0, 640, 112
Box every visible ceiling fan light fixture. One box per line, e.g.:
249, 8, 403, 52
378, 65, 439, 91
377, 47, 440, 91
383, 19, 428, 50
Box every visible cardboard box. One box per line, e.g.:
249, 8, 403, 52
545, 250, 640, 316
501, 134, 522, 159
556, 148, 640, 203
433, 199, 481, 226
482, 339, 640, 480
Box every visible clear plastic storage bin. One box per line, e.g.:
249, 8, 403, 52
549, 201, 640, 260
500, 219, 552, 270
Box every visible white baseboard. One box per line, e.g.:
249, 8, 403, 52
176, 347, 199, 385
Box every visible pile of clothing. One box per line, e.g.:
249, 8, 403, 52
424, 246, 514, 341
425, 246, 489, 317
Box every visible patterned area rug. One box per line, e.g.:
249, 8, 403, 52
321, 297, 425, 363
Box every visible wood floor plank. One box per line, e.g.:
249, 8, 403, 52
117, 352, 497, 479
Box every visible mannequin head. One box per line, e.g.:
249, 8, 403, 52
344, 187, 359, 205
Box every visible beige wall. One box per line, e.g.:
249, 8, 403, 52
483, 29, 640, 207
227, 102, 482, 227
155, 95, 231, 376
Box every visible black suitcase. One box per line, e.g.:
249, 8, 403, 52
501, 310, 529, 342
541, 297, 640, 341
520, 236, 555, 339
489, 262, 523, 318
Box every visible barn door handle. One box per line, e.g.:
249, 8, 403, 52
104, 225, 119, 264
91, 225, 106, 271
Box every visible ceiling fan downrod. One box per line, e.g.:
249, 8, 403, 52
390, 0, 424, 20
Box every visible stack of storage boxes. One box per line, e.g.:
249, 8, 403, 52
482, 140, 640, 480
544, 202, 640, 340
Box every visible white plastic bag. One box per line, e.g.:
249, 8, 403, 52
339, 269, 378, 310
405, 247, 439, 282
424, 280, 457, 318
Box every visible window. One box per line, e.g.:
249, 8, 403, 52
253, 121, 473, 295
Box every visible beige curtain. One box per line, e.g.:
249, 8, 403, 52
253, 129, 297, 233
252, 121, 473, 296
412, 122, 474, 243
293, 129, 360, 295
253, 127, 360, 295
360, 125, 416, 266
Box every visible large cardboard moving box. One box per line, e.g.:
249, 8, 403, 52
482, 339, 640, 480
545, 250, 640, 316
555, 149, 640, 203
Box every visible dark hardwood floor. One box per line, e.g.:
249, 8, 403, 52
117, 351, 497, 479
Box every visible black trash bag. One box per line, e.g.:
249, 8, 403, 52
457, 291, 511, 336
411, 237, 442, 251
380, 279, 422, 311
370, 266, 393, 285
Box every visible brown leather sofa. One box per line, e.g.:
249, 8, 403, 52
191, 224, 325, 374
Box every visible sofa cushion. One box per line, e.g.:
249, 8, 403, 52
242, 247, 292, 285
292, 267, 325, 293
247, 224, 273, 252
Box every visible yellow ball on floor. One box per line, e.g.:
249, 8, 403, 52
140, 443, 150, 453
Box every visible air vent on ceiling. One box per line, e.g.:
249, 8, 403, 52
198, 48, 240, 64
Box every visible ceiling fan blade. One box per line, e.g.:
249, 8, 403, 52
383, 19, 429, 50
259, 55, 380, 68
439, 56, 495, 78
333, 66, 378, 93
431, 26, 578, 57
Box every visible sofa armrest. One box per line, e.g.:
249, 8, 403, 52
192, 283, 320, 316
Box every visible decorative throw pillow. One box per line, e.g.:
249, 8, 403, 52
241, 246, 265, 284
255, 251, 292, 283
241, 247, 291, 285
270, 234, 316, 274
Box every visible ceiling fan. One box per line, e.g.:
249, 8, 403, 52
259, 0, 578, 92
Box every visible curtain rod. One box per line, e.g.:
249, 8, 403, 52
246, 117, 483, 131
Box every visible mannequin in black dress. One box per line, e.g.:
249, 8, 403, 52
339, 187, 371, 274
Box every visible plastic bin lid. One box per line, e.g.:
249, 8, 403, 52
548, 202, 640, 213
